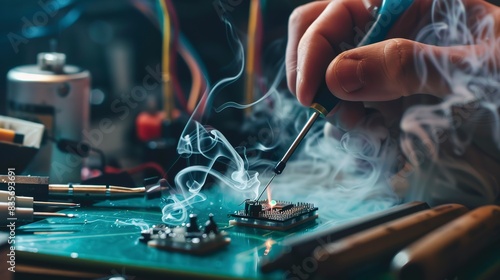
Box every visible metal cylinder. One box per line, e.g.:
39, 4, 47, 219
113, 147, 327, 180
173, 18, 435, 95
7, 52, 90, 183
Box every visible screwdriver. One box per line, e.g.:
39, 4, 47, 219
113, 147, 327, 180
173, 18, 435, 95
259, 0, 415, 198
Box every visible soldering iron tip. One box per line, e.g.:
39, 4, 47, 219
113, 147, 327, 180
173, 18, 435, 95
256, 173, 277, 201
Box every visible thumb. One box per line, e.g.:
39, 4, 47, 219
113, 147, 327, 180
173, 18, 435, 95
326, 38, 468, 101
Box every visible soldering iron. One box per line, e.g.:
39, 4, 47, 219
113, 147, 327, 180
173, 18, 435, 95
259, 0, 415, 196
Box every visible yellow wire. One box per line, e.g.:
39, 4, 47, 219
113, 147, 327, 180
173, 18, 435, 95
245, 0, 259, 115
182, 45, 203, 114
159, 0, 173, 120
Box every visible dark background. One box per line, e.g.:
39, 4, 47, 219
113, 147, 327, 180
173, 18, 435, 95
0, 0, 308, 116
0, 0, 309, 169
2, 0, 500, 170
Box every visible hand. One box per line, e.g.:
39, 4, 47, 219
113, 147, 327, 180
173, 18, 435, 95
286, 0, 500, 206
286, 0, 500, 131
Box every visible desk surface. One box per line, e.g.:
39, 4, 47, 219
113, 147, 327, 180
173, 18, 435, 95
15, 196, 331, 279
15, 197, 500, 279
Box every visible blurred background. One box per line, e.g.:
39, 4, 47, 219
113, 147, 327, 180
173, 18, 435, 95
0, 0, 309, 181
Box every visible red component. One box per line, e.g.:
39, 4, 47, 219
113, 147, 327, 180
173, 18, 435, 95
136, 111, 165, 142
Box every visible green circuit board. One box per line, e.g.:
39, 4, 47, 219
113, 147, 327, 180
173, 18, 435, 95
14, 196, 500, 279
14, 196, 326, 279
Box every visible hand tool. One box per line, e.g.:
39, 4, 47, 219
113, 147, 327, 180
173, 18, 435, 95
0, 175, 166, 202
0, 190, 79, 208
314, 204, 467, 278
261, 201, 429, 273
258, 0, 415, 199
391, 205, 500, 280
0, 202, 75, 225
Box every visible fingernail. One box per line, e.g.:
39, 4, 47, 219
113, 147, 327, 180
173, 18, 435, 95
296, 67, 302, 87
335, 58, 364, 93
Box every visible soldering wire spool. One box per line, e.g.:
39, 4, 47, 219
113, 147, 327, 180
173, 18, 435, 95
7, 52, 90, 183
230, 199, 318, 231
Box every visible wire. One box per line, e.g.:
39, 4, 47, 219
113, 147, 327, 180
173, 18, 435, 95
255, 0, 266, 94
130, 0, 159, 28
159, 0, 174, 120
244, 0, 262, 115
180, 34, 210, 118
165, 0, 189, 112
181, 43, 207, 114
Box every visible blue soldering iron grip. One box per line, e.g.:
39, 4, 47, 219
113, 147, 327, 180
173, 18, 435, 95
359, 0, 414, 46
311, 0, 414, 114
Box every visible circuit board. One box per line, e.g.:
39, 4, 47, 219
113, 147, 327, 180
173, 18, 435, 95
140, 214, 230, 255
229, 199, 318, 230
14, 196, 321, 279
13, 197, 499, 279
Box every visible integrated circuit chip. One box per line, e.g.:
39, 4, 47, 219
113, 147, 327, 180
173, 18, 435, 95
229, 199, 318, 231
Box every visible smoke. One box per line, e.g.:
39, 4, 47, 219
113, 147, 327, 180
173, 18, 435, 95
399, 0, 500, 207
160, 13, 407, 224
160, 19, 267, 225
158, 1, 500, 225
265, 111, 400, 222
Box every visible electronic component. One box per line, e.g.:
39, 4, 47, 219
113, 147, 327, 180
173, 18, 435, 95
7, 52, 90, 183
229, 199, 318, 231
140, 214, 230, 255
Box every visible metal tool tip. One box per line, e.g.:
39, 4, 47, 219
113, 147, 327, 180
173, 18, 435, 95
256, 174, 277, 201
34, 201, 81, 208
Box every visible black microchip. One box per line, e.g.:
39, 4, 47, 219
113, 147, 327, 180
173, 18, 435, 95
230, 200, 318, 231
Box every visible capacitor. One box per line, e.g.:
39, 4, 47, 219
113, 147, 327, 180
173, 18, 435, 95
7, 52, 90, 183
245, 201, 262, 217
204, 213, 219, 234
186, 214, 200, 233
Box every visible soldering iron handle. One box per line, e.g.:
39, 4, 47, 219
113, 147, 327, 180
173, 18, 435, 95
274, 161, 286, 175
359, 0, 415, 46
310, 80, 341, 116
309, 0, 415, 116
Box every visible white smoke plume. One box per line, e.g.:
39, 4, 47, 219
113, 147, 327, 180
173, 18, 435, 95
398, 0, 500, 207
161, 0, 500, 225
160, 17, 401, 225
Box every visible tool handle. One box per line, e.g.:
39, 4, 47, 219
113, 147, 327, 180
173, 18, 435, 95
0, 175, 49, 201
0, 190, 33, 208
360, 0, 415, 46
311, 0, 414, 114
0, 202, 34, 223
310, 80, 341, 116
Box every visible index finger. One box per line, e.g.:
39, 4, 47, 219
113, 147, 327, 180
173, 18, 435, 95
296, 0, 380, 106
286, 1, 330, 95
